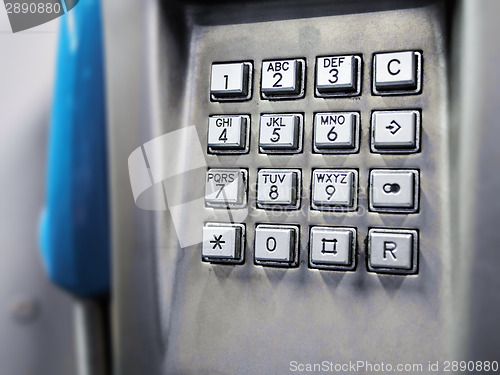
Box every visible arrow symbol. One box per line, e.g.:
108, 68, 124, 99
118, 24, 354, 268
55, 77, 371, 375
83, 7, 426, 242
385, 120, 401, 135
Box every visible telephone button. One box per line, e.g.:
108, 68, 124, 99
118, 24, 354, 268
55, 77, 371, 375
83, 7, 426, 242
208, 115, 249, 153
257, 169, 300, 209
369, 169, 419, 213
309, 227, 356, 271
311, 169, 358, 211
202, 223, 245, 264
261, 58, 305, 100
210, 61, 252, 101
254, 224, 299, 267
313, 112, 359, 153
367, 228, 418, 274
371, 110, 420, 153
373, 51, 422, 95
259, 113, 302, 153
205, 169, 247, 208
315, 55, 361, 97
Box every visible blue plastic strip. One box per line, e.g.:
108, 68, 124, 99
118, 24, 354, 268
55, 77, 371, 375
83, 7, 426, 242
40, 0, 109, 297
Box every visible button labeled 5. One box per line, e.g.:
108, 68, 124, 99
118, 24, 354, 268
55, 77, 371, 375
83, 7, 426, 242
259, 114, 302, 153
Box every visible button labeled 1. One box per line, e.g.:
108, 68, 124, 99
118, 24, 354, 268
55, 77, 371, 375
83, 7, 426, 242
368, 228, 418, 274
373, 51, 422, 95
311, 169, 358, 211
370, 169, 419, 213
314, 112, 359, 153
371, 110, 420, 153
210, 62, 252, 101
202, 223, 245, 264
257, 169, 300, 209
259, 114, 302, 153
261, 59, 305, 99
315, 55, 361, 97
205, 169, 247, 208
309, 227, 356, 271
254, 224, 299, 267
208, 115, 249, 153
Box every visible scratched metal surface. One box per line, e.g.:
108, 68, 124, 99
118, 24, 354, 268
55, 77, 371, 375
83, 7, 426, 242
152, 3, 451, 374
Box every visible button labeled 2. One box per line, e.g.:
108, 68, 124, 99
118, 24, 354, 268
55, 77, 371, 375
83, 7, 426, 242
261, 58, 305, 100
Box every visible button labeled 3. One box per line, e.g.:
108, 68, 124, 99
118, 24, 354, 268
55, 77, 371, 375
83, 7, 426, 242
309, 227, 356, 271
315, 55, 361, 97
205, 169, 247, 208
373, 51, 422, 95
202, 223, 245, 264
370, 169, 419, 213
313, 112, 359, 153
368, 228, 418, 274
311, 169, 358, 211
257, 169, 300, 209
254, 224, 299, 267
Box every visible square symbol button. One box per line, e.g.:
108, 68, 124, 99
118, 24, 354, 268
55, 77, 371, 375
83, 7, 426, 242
254, 224, 299, 267
370, 169, 419, 213
309, 227, 356, 271
311, 169, 358, 211
315, 55, 361, 97
202, 223, 245, 264
368, 228, 418, 274
314, 112, 359, 153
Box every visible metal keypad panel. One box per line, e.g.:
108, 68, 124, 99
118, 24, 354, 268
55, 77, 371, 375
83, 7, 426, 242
204, 51, 424, 275
155, 6, 449, 371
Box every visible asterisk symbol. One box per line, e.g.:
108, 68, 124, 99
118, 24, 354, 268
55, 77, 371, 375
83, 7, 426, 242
210, 235, 225, 250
